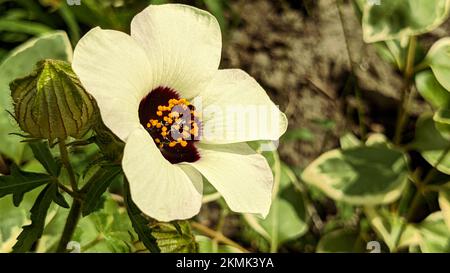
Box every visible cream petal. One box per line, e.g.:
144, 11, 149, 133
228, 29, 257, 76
131, 4, 222, 98
72, 27, 153, 141
122, 128, 203, 222
198, 69, 288, 144
188, 143, 273, 217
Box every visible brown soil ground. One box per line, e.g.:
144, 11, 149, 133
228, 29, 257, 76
221, 0, 449, 168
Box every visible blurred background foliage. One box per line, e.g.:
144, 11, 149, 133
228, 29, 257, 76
1, 0, 450, 253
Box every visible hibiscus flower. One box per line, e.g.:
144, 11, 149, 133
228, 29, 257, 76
72, 4, 288, 221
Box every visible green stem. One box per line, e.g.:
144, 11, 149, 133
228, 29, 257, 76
406, 189, 423, 222
58, 139, 78, 191
394, 36, 417, 145
56, 199, 82, 252
390, 221, 406, 253
57, 182, 78, 199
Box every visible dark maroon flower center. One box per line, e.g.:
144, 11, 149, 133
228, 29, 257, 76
138, 87, 201, 164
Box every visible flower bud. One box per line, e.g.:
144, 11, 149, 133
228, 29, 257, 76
10, 59, 95, 141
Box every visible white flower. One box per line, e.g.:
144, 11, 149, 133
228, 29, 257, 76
72, 4, 288, 222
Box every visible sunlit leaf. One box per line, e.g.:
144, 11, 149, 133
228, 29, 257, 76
424, 38, 450, 91
417, 212, 450, 252
302, 146, 409, 205
433, 108, 450, 138
339, 132, 361, 149
415, 70, 450, 109
438, 190, 450, 231
362, 0, 450, 43
412, 114, 450, 174
364, 207, 421, 251
150, 221, 197, 253
244, 161, 308, 251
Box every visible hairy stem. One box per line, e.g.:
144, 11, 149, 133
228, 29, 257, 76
56, 139, 83, 253
56, 199, 82, 252
58, 139, 78, 191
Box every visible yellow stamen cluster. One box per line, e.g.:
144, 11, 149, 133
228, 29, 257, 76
146, 98, 201, 149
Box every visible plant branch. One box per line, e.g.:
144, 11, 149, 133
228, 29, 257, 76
57, 182, 78, 199
58, 139, 78, 191
191, 222, 249, 253
56, 199, 82, 252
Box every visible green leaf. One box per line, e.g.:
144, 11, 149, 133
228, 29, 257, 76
52, 190, 69, 209
123, 180, 160, 253
73, 196, 134, 253
362, 0, 450, 43
82, 165, 122, 216
29, 141, 60, 177
12, 183, 58, 252
384, 39, 408, 70
150, 221, 198, 253
0, 31, 72, 163
424, 37, 450, 91
412, 114, 450, 174
246, 164, 308, 247
438, 190, 450, 231
0, 186, 45, 253
417, 212, 450, 252
281, 128, 314, 142
316, 229, 365, 253
364, 207, 421, 251
365, 133, 389, 147
433, 108, 450, 138
203, 0, 227, 34
340, 132, 362, 149
0, 196, 28, 252
302, 146, 409, 205
0, 19, 52, 35
415, 70, 450, 109
58, 2, 81, 44
0, 165, 53, 206
196, 235, 243, 253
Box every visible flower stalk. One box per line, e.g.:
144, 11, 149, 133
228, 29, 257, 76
56, 199, 82, 252
56, 139, 83, 252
